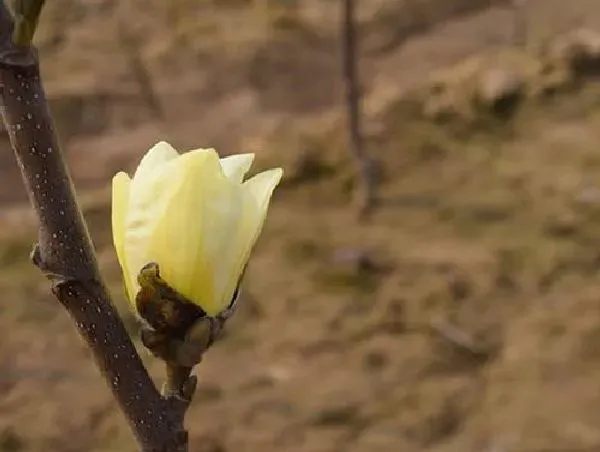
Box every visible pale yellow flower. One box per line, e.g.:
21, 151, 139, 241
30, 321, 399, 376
111, 141, 283, 317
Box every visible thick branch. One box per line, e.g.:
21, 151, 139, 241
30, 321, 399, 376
0, 2, 186, 451
42, 268, 187, 451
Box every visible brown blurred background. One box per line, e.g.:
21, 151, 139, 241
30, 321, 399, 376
2, 0, 600, 450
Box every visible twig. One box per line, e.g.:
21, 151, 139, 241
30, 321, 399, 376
116, 17, 164, 121
12, 0, 44, 46
429, 321, 491, 364
511, 0, 528, 48
0, 1, 189, 450
341, 0, 378, 218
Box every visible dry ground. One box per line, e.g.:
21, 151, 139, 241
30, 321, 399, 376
3, 0, 600, 451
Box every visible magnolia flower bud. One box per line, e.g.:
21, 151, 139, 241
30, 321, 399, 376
111, 141, 282, 318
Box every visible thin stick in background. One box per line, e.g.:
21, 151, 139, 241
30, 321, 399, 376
341, 0, 378, 218
512, 0, 528, 47
116, 16, 164, 121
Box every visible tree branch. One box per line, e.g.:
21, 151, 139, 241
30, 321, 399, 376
0, 1, 189, 450
116, 16, 164, 121
341, 0, 378, 218
12, 0, 44, 46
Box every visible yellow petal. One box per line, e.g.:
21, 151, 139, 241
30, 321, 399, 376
111, 172, 135, 304
133, 141, 179, 184
136, 149, 233, 315
234, 167, 283, 262
128, 142, 181, 222
126, 148, 223, 292
211, 191, 262, 315
219, 153, 255, 183
124, 153, 191, 295
209, 168, 284, 315
244, 168, 284, 211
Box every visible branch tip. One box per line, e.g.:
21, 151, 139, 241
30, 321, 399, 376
11, 0, 46, 47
